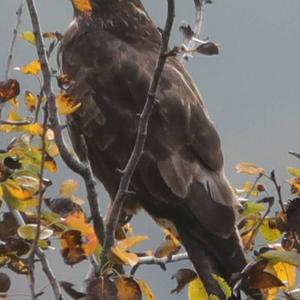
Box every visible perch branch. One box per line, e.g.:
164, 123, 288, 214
99, 0, 176, 272
25, 0, 104, 248
131, 252, 188, 275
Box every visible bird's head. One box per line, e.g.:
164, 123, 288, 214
69, 0, 160, 43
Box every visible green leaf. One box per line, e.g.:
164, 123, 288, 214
188, 278, 209, 300
19, 31, 36, 45
288, 167, 300, 178
260, 249, 300, 268
243, 202, 265, 216
18, 224, 53, 240
259, 218, 281, 243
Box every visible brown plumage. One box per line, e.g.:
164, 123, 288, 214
60, 1, 261, 299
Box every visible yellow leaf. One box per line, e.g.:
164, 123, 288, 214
23, 123, 44, 136
110, 246, 139, 266
19, 31, 36, 45
137, 279, 156, 300
24, 91, 37, 112
16, 60, 41, 75
44, 158, 58, 173
9, 98, 19, 108
212, 274, 232, 299
0, 186, 3, 198
188, 278, 209, 300
56, 94, 81, 115
64, 211, 98, 255
243, 181, 260, 197
243, 202, 265, 216
259, 218, 281, 243
72, 0, 92, 13
288, 167, 300, 178
117, 235, 148, 252
287, 177, 300, 195
235, 162, 264, 175
263, 262, 297, 300
59, 179, 78, 197
3, 181, 32, 200
47, 142, 59, 157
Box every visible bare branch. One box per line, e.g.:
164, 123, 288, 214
99, 0, 176, 272
25, 0, 104, 248
0, 119, 32, 126
4, 0, 24, 81
1, 1, 24, 119
131, 253, 189, 275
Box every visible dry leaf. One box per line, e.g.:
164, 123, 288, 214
137, 279, 156, 300
24, 90, 37, 112
236, 162, 265, 175
0, 79, 20, 101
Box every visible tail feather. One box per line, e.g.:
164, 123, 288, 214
176, 223, 262, 300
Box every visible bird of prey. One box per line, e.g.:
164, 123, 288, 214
60, 1, 260, 299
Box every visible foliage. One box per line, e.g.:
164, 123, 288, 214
0, 0, 300, 299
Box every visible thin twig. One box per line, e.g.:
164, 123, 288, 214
25, 0, 104, 248
28, 104, 48, 300
130, 252, 188, 275
4, 0, 24, 81
1, 1, 24, 119
180, 0, 205, 64
99, 0, 176, 272
0, 119, 32, 126
289, 151, 300, 160
268, 170, 285, 212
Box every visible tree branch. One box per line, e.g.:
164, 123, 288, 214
25, 0, 104, 248
130, 253, 188, 276
4, 0, 24, 81
99, 0, 176, 272
1, 1, 24, 119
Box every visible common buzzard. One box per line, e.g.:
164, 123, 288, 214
60, 1, 260, 299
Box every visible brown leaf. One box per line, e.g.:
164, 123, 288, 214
115, 277, 142, 300
171, 268, 197, 294
60, 281, 86, 299
154, 239, 180, 258
0, 79, 20, 101
0, 273, 10, 293
85, 277, 118, 300
60, 230, 86, 265
286, 198, 300, 235
248, 271, 284, 289
196, 42, 219, 55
